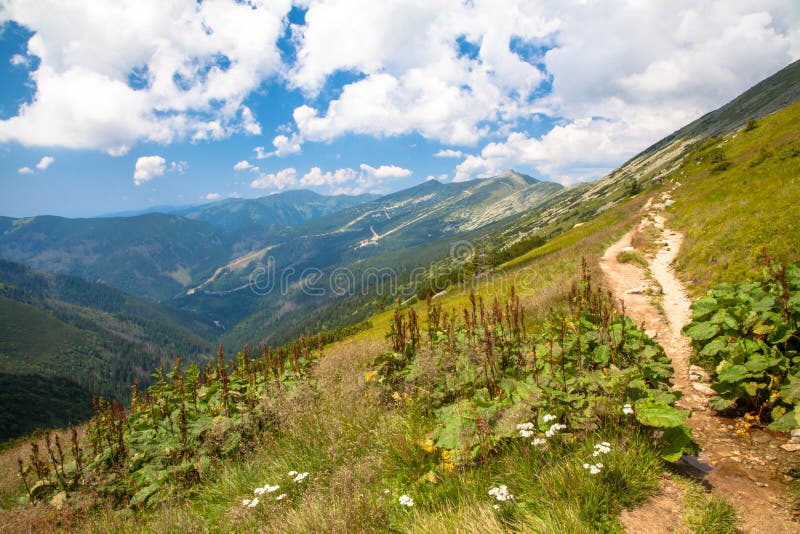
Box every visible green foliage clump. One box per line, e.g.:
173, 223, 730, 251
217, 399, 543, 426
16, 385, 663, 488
374, 263, 696, 466
16, 336, 324, 508
683, 261, 800, 430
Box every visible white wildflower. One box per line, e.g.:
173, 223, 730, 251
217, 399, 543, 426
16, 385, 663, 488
293, 472, 309, 483
493, 504, 500, 509
288, 470, 298, 476
248, 497, 259, 507
516, 422, 535, 438
265, 484, 280, 493
583, 463, 603, 475
399, 494, 414, 507
488, 485, 514, 502
623, 403, 634, 415
543, 414, 557, 423
254, 487, 266, 496
593, 442, 611, 456
276, 493, 287, 501
545, 423, 567, 437
383, 488, 390, 494
531, 438, 547, 447
242, 498, 252, 506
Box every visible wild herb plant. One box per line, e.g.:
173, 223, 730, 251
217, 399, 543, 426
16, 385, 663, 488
683, 259, 800, 430
374, 262, 696, 467
17, 336, 323, 508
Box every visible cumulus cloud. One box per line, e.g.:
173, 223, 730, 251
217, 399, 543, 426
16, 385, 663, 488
285, 0, 557, 147
205, 192, 222, 200
234, 160, 259, 172
35, 155, 55, 170
299, 167, 357, 187
452, 0, 800, 183
434, 149, 464, 158
250, 167, 298, 190
252, 134, 302, 159
133, 155, 166, 186
1, 0, 798, 188
16, 155, 55, 174
251, 162, 412, 193
359, 163, 411, 179
0, 0, 291, 154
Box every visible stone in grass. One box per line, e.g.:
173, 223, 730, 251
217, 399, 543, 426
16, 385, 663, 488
780, 443, 800, 452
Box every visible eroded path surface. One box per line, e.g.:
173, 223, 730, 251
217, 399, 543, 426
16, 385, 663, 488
601, 191, 799, 533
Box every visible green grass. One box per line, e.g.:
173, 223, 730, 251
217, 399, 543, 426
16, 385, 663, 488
682, 482, 739, 534
669, 101, 800, 294
617, 250, 648, 268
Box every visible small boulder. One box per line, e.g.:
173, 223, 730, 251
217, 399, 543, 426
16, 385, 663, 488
780, 443, 800, 452
691, 382, 716, 396
689, 365, 709, 382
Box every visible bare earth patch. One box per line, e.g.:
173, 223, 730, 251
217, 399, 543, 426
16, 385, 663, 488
602, 190, 799, 533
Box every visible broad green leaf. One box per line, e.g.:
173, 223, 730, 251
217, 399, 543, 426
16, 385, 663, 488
769, 322, 792, 344
708, 396, 737, 412
780, 374, 800, 404
743, 381, 759, 397
634, 398, 689, 428
699, 338, 727, 358
660, 425, 697, 462
691, 297, 718, 320
752, 295, 776, 313
683, 321, 720, 342
767, 408, 800, 432
716, 363, 749, 383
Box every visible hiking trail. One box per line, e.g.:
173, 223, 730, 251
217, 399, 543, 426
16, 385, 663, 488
601, 190, 799, 533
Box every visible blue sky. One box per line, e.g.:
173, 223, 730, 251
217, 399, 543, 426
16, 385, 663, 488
1, 0, 798, 218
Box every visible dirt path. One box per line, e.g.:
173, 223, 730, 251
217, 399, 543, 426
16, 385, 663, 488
601, 191, 799, 533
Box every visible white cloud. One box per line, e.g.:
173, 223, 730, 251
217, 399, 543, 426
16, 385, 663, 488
2, 0, 798, 186
0, 0, 291, 153
250, 162, 412, 193
250, 167, 298, 190
234, 160, 258, 172
35, 155, 54, 170
434, 149, 464, 158
133, 155, 166, 186
10, 54, 29, 67
270, 134, 301, 157
299, 166, 357, 187
205, 192, 222, 200
286, 0, 556, 147
359, 163, 411, 179
18, 166, 34, 174
251, 134, 303, 159
452, 1, 800, 183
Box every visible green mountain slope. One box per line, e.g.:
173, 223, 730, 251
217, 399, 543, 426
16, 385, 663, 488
0, 213, 236, 300
0, 261, 216, 440
176, 171, 563, 346
175, 190, 379, 231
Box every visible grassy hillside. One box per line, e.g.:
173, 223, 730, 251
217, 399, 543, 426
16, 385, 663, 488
668, 101, 800, 293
